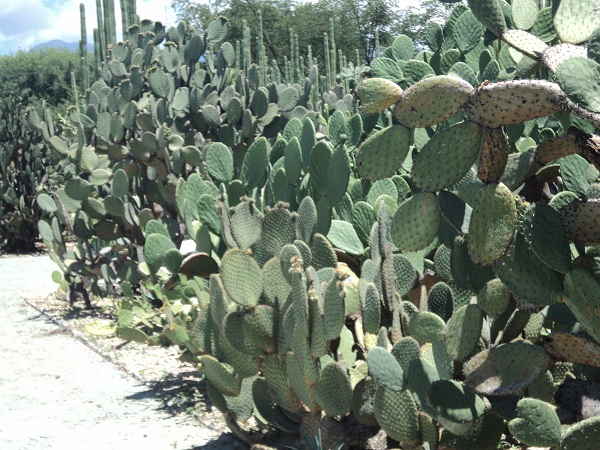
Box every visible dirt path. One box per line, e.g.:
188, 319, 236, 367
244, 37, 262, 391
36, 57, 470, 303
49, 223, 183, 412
0, 255, 246, 450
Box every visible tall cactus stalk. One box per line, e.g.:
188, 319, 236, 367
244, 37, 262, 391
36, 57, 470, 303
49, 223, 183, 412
120, 0, 129, 36
95, 0, 106, 61
79, 3, 90, 91
324, 32, 331, 89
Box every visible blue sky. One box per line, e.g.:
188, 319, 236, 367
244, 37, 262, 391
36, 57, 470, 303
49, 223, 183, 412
0, 0, 421, 56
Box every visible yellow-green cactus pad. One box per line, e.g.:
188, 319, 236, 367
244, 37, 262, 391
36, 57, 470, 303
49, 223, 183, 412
394, 75, 473, 128
355, 125, 411, 180
356, 77, 403, 113
391, 192, 440, 252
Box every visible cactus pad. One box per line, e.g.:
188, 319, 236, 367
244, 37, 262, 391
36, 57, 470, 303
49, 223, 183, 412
464, 342, 552, 395
493, 232, 563, 306
367, 346, 405, 391
374, 387, 420, 445
220, 249, 262, 307
394, 75, 473, 128
563, 268, 600, 344
356, 77, 403, 113
412, 120, 483, 192
391, 192, 440, 252
314, 362, 352, 417
467, 182, 517, 266
199, 355, 242, 397
464, 80, 564, 128
553, 0, 600, 44
429, 379, 485, 424
478, 127, 509, 183
445, 304, 484, 361
559, 199, 600, 244
508, 398, 561, 447
543, 332, 600, 368
477, 279, 512, 318
557, 56, 600, 113
355, 125, 411, 181
559, 416, 600, 450
409, 311, 447, 344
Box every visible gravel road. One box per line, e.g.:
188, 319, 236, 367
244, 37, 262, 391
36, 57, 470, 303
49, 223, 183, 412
0, 255, 246, 450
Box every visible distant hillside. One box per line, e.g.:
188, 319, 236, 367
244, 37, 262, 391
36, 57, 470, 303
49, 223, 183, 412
31, 40, 94, 53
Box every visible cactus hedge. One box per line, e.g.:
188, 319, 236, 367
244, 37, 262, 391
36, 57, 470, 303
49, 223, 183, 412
25, 0, 600, 448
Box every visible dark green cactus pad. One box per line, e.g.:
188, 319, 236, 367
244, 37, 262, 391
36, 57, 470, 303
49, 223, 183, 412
477, 278, 512, 318
407, 357, 440, 418
363, 283, 381, 335
493, 231, 562, 306
367, 346, 405, 392
543, 332, 600, 368
262, 354, 297, 413
355, 125, 411, 181
314, 362, 352, 417
409, 311, 447, 344
310, 233, 337, 271
262, 257, 291, 306
240, 137, 269, 191
352, 377, 379, 427
559, 199, 600, 244
446, 304, 484, 361
391, 337, 421, 374
563, 268, 600, 343
478, 127, 509, 183
553, 0, 599, 44
220, 249, 262, 307
143, 233, 176, 276
500, 149, 539, 191
508, 398, 561, 447
391, 192, 440, 252
523, 203, 571, 274
561, 154, 594, 198
356, 77, 403, 114
116, 326, 149, 343
420, 342, 454, 380
526, 370, 554, 403
323, 277, 345, 341
467, 0, 506, 36
559, 416, 600, 450
467, 182, 517, 266
394, 254, 418, 297
429, 379, 485, 426
373, 387, 420, 445
464, 80, 563, 128
205, 142, 234, 183
296, 196, 317, 244
243, 305, 276, 353
464, 341, 552, 395
451, 235, 495, 293
412, 121, 483, 192
352, 201, 376, 244
199, 355, 242, 397
427, 281, 454, 322
394, 75, 473, 128
230, 200, 262, 250
439, 412, 506, 450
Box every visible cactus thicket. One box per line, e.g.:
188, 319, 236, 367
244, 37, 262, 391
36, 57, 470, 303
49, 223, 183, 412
26, 0, 600, 448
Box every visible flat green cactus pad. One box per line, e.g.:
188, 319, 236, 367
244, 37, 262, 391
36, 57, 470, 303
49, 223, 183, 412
391, 192, 440, 252
553, 0, 600, 44
220, 249, 262, 307
557, 57, 600, 113
367, 346, 405, 391
501, 29, 548, 59
560, 416, 600, 450
412, 121, 483, 192
352, 377, 378, 427
464, 80, 563, 128
429, 379, 485, 424
468, 182, 517, 266
445, 304, 484, 361
543, 332, 600, 368
493, 232, 563, 307
409, 311, 447, 343
477, 278, 512, 318
394, 75, 473, 128
508, 398, 561, 447
467, 0, 506, 36
464, 342, 552, 395
199, 355, 242, 397
314, 362, 352, 417
356, 77, 403, 114
563, 268, 600, 343
374, 386, 420, 445
523, 203, 571, 274
355, 125, 411, 180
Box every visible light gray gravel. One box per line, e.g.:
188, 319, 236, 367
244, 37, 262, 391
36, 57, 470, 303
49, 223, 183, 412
0, 255, 246, 450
